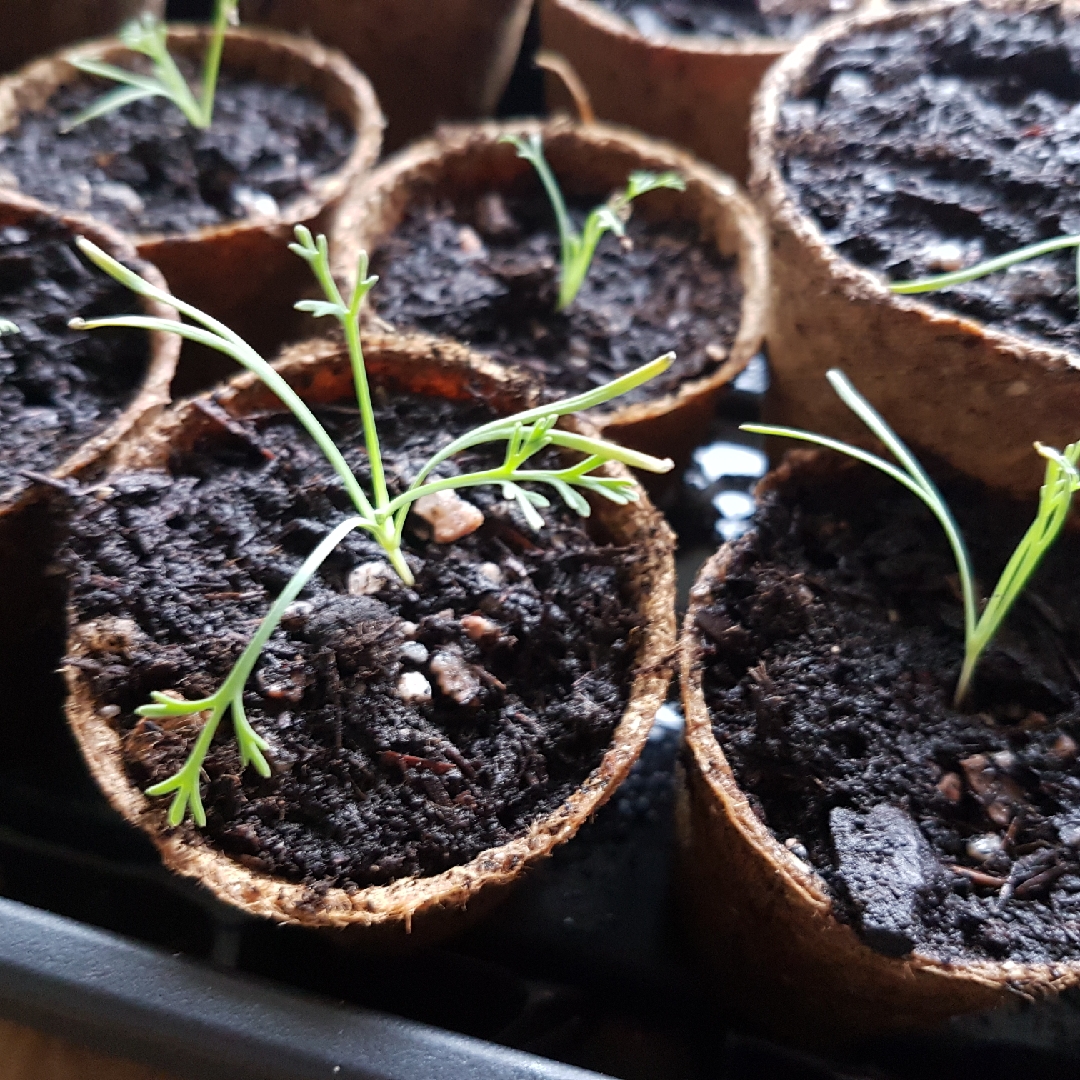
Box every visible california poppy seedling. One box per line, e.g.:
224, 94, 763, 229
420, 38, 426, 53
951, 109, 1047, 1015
69, 226, 675, 826
745, 370, 1079, 707
63, 0, 239, 131
501, 133, 685, 310
890, 233, 1080, 302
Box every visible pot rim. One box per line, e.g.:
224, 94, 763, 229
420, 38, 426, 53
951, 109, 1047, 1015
0, 189, 179, 520
332, 115, 768, 435
543, 0, 795, 57
0, 24, 385, 249
65, 330, 677, 931
680, 448, 1080, 995
749, 0, 1080, 380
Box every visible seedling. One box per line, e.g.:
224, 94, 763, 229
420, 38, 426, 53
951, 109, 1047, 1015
63, 0, 239, 131
890, 234, 1080, 301
69, 226, 675, 827
744, 370, 1079, 708
501, 133, 685, 310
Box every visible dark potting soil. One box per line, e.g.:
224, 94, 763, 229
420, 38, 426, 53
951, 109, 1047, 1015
64, 392, 644, 888
0, 74, 353, 236
371, 194, 743, 407
0, 219, 148, 508
697, 459, 1080, 964
777, 2, 1080, 352
596, 0, 843, 41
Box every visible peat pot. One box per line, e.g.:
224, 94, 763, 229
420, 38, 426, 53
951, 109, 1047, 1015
0, 192, 178, 652
539, 0, 863, 183
679, 449, 1080, 1043
239, 0, 534, 151
0, 25, 383, 389
750, 0, 1080, 499
64, 331, 677, 946
331, 118, 767, 466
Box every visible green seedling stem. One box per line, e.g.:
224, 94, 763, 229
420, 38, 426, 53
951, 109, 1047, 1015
63, 0, 240, 132
890, 233, 1080, 298
501, 133, 685, 310
744, 370, 1079, 709
70, 226, 674, 825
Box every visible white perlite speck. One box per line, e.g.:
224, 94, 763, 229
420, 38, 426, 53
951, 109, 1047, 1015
396, 670, 432, 705
348, 561, 392, 596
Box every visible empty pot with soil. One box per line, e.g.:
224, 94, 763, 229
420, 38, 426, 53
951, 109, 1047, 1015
751, 0, 1080, 499
63, 328, 677, 942
238, 0, 534, 152
679, 448, 1080, 1042
539, 0, 864, 183
0, 0, 164, 75
331, 118, 767, 464
0, 192, 178, 654
0, 21, 383, 388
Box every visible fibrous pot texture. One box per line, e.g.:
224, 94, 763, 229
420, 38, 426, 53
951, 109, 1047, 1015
64, 333, 676, 942
539, 0, 858, 183
0, 0, 164, 75
239, 0, 534, 151
679, 450, 1080, 1044
0, 26, 383, 372
750, 0, 1080, 500
331, 118, 767, 464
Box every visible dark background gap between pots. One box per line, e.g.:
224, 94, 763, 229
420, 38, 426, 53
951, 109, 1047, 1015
0, 2, 1077, 1077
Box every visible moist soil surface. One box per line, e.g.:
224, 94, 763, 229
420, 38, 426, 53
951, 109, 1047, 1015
696, 458, 1080, 964
0, 219, 149, 508
0, 74, 353, 236
777, 2, 1080, 352
65, 392, 643, 889
371, 193, 743, 408
596, 0, 839, 41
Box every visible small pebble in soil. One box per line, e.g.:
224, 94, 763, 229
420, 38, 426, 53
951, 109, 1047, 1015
413, 490, 485, 543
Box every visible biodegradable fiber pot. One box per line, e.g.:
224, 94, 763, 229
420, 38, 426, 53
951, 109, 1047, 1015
0, 0, 163, 75
539, 0, 857, 183
749, 0, 1080, 501
0, 192, 179, 650
331, 118, 768, 465
64, 332, 677, 943
677, 451, 1080, 1044
0, 25, 383, 381
239, 0, 534, 151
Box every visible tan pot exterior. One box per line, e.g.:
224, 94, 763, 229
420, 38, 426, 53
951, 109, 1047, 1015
0, 26, 384, 387
331, 117, 767, 465
677, 451, 1080, 1045
0, 0, 164, 75
0, 191, 179, 648
239, 0, 533, 151
539, 0, 844, 184
64, 331, 677, 945
750, 0, 1080, 501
